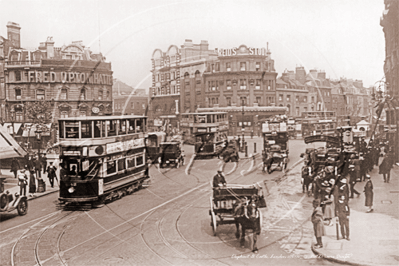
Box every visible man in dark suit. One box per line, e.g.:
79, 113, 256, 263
336, 195, 350, 240
213, 170, 226, 187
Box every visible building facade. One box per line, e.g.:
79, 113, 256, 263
1, 22, 113, 148
113, 95, 148, 116
381, 0, 399, 162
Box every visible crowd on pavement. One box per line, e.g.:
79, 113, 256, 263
9, 153, 59, 198
301, 137, 396, 250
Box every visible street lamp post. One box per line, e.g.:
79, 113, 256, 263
10, 109, 15, 138
35, 127, 43, 165
241, 100, 245, 151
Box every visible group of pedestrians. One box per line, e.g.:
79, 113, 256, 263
307, 138, 396, 249
11, 154, 59, 197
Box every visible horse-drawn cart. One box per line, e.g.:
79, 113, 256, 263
209, 184, 266, 252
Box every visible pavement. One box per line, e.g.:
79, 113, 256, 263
310, 164, 399, 266
0, 153, 61, 200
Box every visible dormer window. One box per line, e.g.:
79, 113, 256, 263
255, 62, 260, 71
226, 62, 231, 71
60, 88, 67, 100
240, 62, 246, 71
80, 88, 86, 100
98, 89, 103, 100
36, 89, 45, 100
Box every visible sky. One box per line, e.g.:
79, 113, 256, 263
0, 0, 386, 90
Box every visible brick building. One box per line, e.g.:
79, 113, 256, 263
1, 22, 112, 148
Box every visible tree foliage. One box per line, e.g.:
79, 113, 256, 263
25, 100, 53, 124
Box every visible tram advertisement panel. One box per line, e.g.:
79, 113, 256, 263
106, 138, 145, 154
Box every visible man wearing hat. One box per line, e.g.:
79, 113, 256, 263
311, 199, 325, 248
213, 170, 227, 188
17, 169, 28, 196
338, 178, 350, 204
348, 164, 360, 198
336, 195, 350, 240
364, 175, 374, 213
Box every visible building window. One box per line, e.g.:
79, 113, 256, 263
296, 96, 299, 102
15, 88, 22, 100
216, 63, 220, 71
255, 62, 260, 71
240, 97, 247, 106
304, 96, 307, 103
80, 111, 86, 117
161, 74, 164, 81
268, 85, 271, 90
142, 103, 145, 109
36, 89, 45, 100
60, 111, 68, 118
296, 107, 300, 116
240, 62, 246, 71
226, 79, 232, 90
60, 88, 67, 100
256, 97, 261, 105
98, 90, 103, 100
15, 71, 21, 81
15, 112, 23, 122
279, 94, 283, 101
106, 90, 110, 100
80, 88, 86, 100
311, 96, 315, 103
212, 81, 216, 91
287, 95, 291, 102
226, 97, 231, 106
311, 106, 314, 111
304, 107, 308, 112
255, 79, 261, 89
240, 79, 247, 90
226, 63, 231, 71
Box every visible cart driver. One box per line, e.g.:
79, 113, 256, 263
213, 170, 227, 188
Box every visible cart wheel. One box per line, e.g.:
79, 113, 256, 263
211, 211, 217, 236
17, 198, 28, 216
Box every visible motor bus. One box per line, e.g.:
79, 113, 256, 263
180, 112, 229, 158
57, 115, 150, 207
301, 111, 337, 137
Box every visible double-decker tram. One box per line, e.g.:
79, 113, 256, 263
180, 112, 229, 159
58, 115, 150, 207
301, 111, 337, 137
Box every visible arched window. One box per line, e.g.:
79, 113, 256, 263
36, 89, 45, 100
80, 88, 86, 100
287, 104, 291, 115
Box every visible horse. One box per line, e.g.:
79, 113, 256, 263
234, 197, 261, 253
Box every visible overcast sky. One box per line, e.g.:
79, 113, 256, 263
0, 0, 386, 89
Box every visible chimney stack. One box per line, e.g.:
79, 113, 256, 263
45, 37, 55, 58
6, 22, 21, 48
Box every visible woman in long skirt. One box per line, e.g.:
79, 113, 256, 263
364, 175, 373, 212
322, 194, 335, 226
28, 169, 36, 197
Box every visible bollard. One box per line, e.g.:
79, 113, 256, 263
245, 143, 248, 158
254, 142, 257, 153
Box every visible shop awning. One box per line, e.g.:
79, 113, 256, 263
22, 123, 52, 137
0, 125, 27, 158
2, 123, 22, 135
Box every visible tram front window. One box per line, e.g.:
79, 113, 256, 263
107, 159, 116, 175
81, 121, 92, 138
128, 119, 135, 133
119, 120, 127, 135
136, 119, 143, 133
107, 120, 117, 136
65, 122, 79, 138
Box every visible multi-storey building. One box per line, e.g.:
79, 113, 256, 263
149, 40, 285, 134
1, 22, 113, 147
381, 0, 399, 162
113, 94, 148, 116
276, 68, 309, 118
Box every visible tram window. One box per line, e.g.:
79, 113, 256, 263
118, 158, 126, 171
59, 121, 65, 138
119, 120, 127, 135
136, 119, 143, 133
128, 119, 135, 133
136, 154, 144, 166
127, 157, 135, 168
107, 120, 117, 136
94, 121, 101, 138
107, 160, 116, 175
65, 122, 79, 138
81, 121, 92, 138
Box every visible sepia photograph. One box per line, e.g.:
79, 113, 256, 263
0, 0, 398, 265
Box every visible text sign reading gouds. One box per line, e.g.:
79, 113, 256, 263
216, 47, 267, 57
106, 138, 145, 154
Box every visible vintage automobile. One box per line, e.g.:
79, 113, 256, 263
159, 141, 185, 168
0, 177, 28, 216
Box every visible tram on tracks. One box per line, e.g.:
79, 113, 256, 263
301, 111, 337, 137
180, 112, 229, 159
57, 115, 150, 207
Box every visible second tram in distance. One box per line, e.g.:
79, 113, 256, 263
58, 115, 150, 207
180, 112, 229, 159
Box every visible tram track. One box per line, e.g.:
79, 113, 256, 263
11, 210, 79, 266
